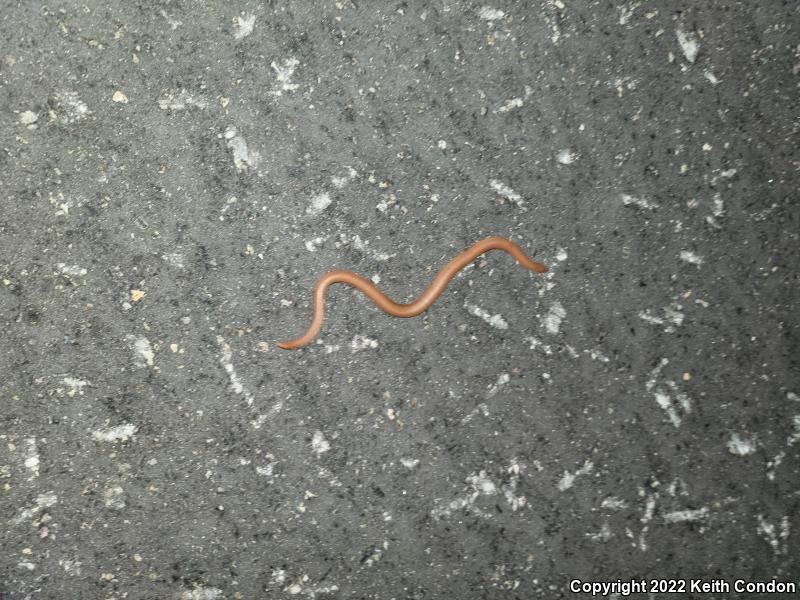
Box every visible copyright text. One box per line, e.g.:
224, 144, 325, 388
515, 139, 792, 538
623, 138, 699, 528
570, 578, 797, 596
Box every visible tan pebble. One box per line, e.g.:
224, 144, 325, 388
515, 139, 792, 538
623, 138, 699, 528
130, 289, 145, 302
682, 372, 691, 381
112, 90, 128, 103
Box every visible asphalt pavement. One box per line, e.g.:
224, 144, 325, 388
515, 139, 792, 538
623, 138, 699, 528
1, 1, 798, 598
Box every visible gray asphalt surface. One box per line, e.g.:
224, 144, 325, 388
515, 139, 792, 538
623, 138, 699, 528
1, 1, 798, 598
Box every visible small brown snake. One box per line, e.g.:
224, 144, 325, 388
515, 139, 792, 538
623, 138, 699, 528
278, 236, 548, 350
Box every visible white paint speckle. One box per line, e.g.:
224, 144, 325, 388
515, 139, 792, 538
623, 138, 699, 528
586, 521, 614, 542
362, 541, 388, 568
486, 372, 510, 397
233, 14, 256, 40
23, 438, 39, 479
525, 336, 552, 354
158, 90, 208, 111
350, 335, 378, 353
57, 263, 87, 278
727, 432, 756, 456
601, 496, 628, 510
331, 167, 358, 188
489, 179, 524, 206
663, 507, 708, 523
400, 458, 419, 469
460, 402, 490, 424
557, 460, 593, 492
306, 192, 332, 217
664, 305, 684, 327
126, 335, 154, 367
641, 494, 657, 526
431, 471, 496, 519
132, 337, 154, 365
479, 7, 505, 21
469, 471, 497, 495
12, 493, 58, 525
542, 301, 566, 334
160, 9, 182, 30
496, 97, 524, 113
224, 126, 260, 172
162, 252, 186, 268
786, 415, 800, 446
59, 559, 82, 576
621, 193, 658, 210
766, 451, 785, 481
556, 149, 578, 164
679, 250, 704, 265
256, 463, 275, 477
270, 58, 300, 95
251, 401, 284, 430
654, 391, 682, 427
19, 110, 38, 125
756, 514, 789, 555
92, 423, 137, 443
217, 336, 255, 406
336, 233, 395, 262
432, 463, 527, 519
639, 303, 684, 332
618, 3, 638, 25
464, 302, 508, 330
646, 357, 669, 388
645, 358, 692, 428
676, 27, 699, 63
706, 192, 726, 228
63, 376, 88, 397
271, 570, 287, 585
305, 237, 326, 252
103, 485, 126, 509
55, 90, 89, 123
502, 459, 527, 511
555, 248, 568, 261
180, 586, 224, 600
312, 430, 330, 456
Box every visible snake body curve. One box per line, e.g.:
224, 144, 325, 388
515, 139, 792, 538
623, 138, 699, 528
278, 236, 548, 350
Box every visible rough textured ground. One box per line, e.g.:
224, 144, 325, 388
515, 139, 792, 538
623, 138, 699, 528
1, 1, 798, 598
